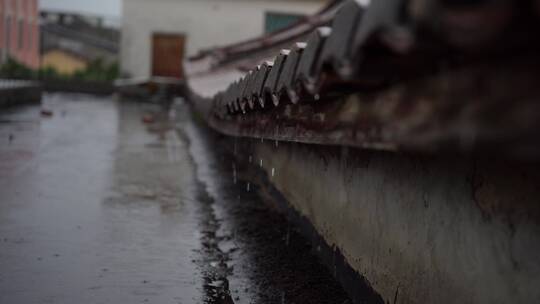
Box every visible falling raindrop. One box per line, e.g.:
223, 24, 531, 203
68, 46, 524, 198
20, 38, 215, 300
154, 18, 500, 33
234, 139, 237, 155
281, 292, 285, 304
259, 159, 263, 167
314, 94, 320, 101
285, 226, 290, 246
271, 168, 275, 177
333, 247, 337, 276
246, 182, 251, 192
249, 155, 252, 163
261, 137, 264, 143
275, 140, 279, 148
232, 163, 237, 185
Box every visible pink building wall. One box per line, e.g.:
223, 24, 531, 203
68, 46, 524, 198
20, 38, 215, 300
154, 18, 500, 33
0, 0, 39, 69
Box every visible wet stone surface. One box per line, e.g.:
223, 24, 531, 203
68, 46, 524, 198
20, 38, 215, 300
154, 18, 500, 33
0, 93, 350, 304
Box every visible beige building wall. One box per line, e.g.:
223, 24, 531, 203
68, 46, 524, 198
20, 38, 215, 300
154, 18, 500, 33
121, 0, 326, 78
42, 50, 87, 75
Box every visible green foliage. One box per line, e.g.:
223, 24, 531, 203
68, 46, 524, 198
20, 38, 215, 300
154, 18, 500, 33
0, 57, 37, 79
0, 57, 120, 83
72, 58, 119, 82
38, 66, 60, 80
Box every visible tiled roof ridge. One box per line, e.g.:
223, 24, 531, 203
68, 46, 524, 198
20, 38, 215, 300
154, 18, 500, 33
189, 0, 540, 158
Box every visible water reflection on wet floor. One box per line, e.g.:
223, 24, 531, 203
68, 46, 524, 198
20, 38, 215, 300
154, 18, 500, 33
0, 94, 203, 303
0, 93, 350, 304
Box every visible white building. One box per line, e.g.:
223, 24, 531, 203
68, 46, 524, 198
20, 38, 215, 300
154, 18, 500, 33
121, 0, 326, 79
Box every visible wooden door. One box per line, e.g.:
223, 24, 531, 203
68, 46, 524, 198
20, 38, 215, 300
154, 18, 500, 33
151, 33, 185, 79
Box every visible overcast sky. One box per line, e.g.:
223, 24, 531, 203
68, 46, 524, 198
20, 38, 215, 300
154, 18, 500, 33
39, 0, 121, 18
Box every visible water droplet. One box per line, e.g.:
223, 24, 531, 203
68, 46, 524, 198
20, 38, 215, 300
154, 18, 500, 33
271, 168, 275, 177
289, 90, 299, 104
285, 226, 290, 246
232, 163, 237, 185
259, 159, 263, 167
272, 94, 280, 106
314, 94, 320, 101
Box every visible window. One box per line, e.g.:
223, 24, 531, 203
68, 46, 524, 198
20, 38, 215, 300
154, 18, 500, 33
18, 19, 23, 50
1, 16, 6, 61
27, 21, 32, 51
17, 1, 23, 16
264, 12, 305, 34
6, 16, 11, 53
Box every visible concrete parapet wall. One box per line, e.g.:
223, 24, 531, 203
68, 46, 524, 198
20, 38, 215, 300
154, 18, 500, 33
0, 82, 42, 108
238, 140, 540, 304
42, 80, 114, 95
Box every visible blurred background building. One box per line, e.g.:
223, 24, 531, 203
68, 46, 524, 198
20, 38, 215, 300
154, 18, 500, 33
40, 11, 119, 75
0, 0, 40, 69
120, 0, 326, 79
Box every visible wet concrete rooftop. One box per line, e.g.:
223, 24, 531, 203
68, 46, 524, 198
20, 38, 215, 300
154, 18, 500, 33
0, 94, 350, 304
